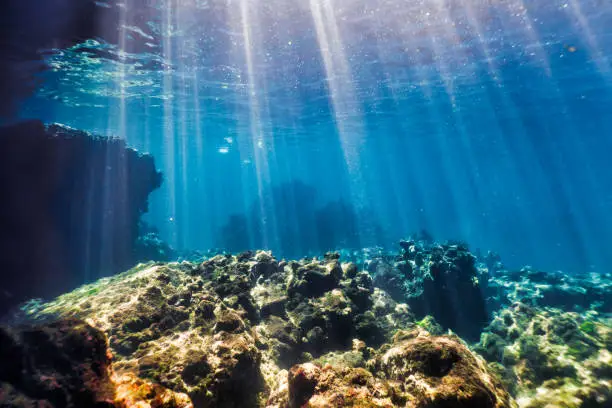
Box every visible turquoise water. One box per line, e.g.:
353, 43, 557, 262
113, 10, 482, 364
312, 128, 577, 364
19, 0, 612, 272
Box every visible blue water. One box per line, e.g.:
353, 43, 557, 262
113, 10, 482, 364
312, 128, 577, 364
18, 0, 612, 273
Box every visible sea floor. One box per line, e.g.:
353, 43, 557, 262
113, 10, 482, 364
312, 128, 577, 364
1, 240, 610, 407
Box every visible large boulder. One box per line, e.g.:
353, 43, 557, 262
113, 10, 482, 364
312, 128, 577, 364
266, 330, 514, 408
266, 363, 397, 408
377, 332, 513, 408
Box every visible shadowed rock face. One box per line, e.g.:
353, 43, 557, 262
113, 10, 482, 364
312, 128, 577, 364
373, 240, 489, 341
0, 120, 162, 315
0, 318, 116, 407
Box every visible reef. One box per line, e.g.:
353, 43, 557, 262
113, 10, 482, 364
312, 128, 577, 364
2, 241, 610, 407
0, 120, 163, 315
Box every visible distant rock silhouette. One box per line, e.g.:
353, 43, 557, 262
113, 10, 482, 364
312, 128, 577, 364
217, 180, 387, 258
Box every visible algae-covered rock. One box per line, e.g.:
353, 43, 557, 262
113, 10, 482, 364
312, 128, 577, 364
378, 333, 513, 408
27, 245, 612, 408
266, 363, 398, 408
21, 263, 265, 408
485, 267, 612, 313
266, 331, 513, 408
476, 302, 612, 407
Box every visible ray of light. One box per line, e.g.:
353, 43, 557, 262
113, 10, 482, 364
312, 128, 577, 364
567, 0, 611, 75
406, 0, 479, 239
461, 0, 503, 87
507, 0, 552, 77
308, 0, 367, 241
237, 0, 276, 250
162, 0, 177, 247
117, 0, 127, 141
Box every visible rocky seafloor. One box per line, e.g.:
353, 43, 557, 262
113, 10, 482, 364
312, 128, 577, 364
1, 240, 610, 407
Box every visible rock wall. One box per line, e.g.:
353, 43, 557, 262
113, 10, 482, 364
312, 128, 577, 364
0, 120, 162, 315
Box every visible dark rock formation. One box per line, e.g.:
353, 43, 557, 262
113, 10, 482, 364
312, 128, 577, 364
0, 318, 116, 407
217, 181, 386, 258
374, 239, 489, 341
0, 120, 162, 315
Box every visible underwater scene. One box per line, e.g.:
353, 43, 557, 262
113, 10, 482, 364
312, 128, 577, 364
0, 0, 611, 407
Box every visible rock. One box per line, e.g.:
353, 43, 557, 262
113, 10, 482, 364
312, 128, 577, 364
288, 261, 342, 298
0, 318, 115, 407
475, 302, 612, 407
26, 249, 608, 407
259, 316, 303, 368
485, 267, 612, 313
260, 297, 288, 318
21, 264, 265, 408
374, 239, 489, 341
379, 333, 513, 408
267, 331, 514, 408
288, 363, 320, 407
0, 120, 163, 316
268, 363, 396, 408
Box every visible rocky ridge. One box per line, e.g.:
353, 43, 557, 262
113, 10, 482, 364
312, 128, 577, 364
1, 241, 610, 407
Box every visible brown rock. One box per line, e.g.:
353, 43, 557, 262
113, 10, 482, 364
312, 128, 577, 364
379, 334, 513, 408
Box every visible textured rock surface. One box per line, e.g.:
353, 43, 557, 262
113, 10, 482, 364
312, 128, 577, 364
13, 251, 426, 407
266, 330, 513, 408
0, 318, 115, 407
0, 120, 162, 315
0, 317, 193, 407
266, 363, 398, 408
373, 239, 489, 340
475, 302, 611, 408
9, 245, 610, 407
484, 266, 612, 313
377, 331, 513, 408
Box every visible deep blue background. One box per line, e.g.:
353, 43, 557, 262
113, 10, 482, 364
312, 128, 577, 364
14, 0, 612, 272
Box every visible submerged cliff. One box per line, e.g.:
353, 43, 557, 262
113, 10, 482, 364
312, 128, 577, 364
0, 120, 163, 315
